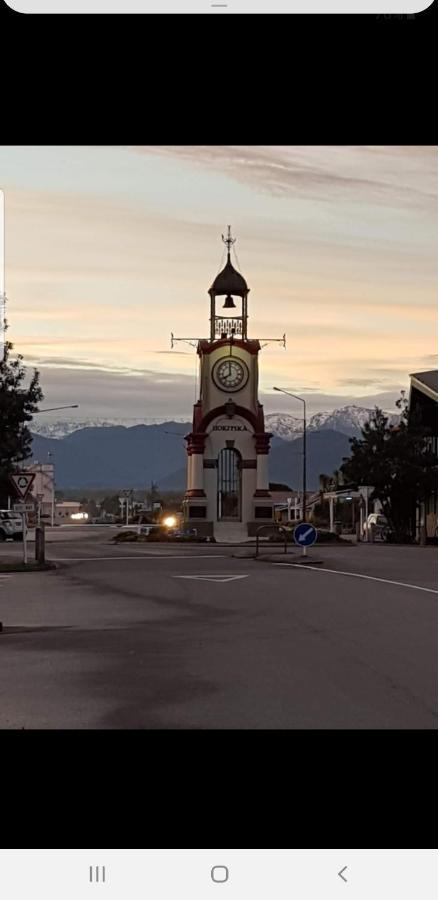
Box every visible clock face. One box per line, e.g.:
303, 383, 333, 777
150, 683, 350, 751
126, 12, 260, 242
213, 357, 249, 392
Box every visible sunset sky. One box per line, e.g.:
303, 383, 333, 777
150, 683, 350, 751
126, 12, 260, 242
1, 145, 437, 422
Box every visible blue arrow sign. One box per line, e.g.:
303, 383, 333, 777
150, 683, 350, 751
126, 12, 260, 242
294, 523, 317, 547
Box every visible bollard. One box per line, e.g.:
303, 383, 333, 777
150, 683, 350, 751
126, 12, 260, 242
35, 524, 46, 564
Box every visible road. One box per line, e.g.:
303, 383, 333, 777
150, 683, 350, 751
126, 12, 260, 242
2, 528, 438, 728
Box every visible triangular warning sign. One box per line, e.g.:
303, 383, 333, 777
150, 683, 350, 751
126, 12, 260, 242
9, 472, 35, 499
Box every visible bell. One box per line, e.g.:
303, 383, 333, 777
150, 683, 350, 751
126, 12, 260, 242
223, 294, 236, 309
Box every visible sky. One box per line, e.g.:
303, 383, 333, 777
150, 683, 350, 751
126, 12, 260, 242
1, 145, 438, 422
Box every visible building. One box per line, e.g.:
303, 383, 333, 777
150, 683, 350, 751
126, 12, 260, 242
182, 229, 283, 540
54, 500, 86, 524
272, 488, 315, 524
409, 370, 438, 539
322, 486, 382, 537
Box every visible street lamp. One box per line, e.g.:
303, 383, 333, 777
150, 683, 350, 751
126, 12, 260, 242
36, 405, 79, 413
273, 387, 307, 524
47, 451, 55, 526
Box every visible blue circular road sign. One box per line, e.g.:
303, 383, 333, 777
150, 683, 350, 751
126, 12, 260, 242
294, 523, 317, 547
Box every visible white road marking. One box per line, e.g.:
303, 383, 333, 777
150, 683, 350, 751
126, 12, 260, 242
275, 563, 438, 595
173, 575, 249, 583
51, 555, 228, 562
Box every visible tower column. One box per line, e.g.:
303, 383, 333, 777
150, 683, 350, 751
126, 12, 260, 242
256, 453, 269, 492
185, 433, 207, 498
191, 452, 204, 493
254, 433, 271, 497
187, 453, 193, 491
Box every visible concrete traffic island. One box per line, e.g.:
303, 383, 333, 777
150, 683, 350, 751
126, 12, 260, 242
231, 547, 325, 564
256, 553, 325, 565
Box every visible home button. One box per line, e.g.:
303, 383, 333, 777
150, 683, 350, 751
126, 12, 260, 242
211, 867, 229, 884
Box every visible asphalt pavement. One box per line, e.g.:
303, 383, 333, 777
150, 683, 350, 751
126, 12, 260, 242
2, 529, 438, 728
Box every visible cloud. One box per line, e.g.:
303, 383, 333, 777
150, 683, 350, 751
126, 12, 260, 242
134, 146, 438, 209
337, 378, 386, 387
29, 360, 404, 421
19, 353, 196, 381
155, 350, 191, 356
27, 363, 197, 419
3, 146, 438, 419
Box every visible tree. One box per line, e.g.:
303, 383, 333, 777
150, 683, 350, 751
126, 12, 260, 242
0, 330, 43, 506
101, 495, 120, 517
339, 395, 438, 540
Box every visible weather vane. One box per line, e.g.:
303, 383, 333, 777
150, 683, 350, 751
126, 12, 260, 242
222, 225, 236, 258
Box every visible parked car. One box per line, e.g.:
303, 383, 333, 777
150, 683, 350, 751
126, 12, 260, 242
0, 509, 24, 541
121, 524, 162, 536
169, 527, 198, 538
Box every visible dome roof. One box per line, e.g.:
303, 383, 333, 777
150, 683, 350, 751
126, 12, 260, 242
209, 257, 249, 298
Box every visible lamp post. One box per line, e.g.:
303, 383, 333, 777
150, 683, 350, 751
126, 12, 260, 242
273, 387, 307, 523
47, 451, 55, 526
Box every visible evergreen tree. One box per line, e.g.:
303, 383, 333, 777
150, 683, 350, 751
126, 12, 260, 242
0, 330, 43, 506
340, 394, 438, 540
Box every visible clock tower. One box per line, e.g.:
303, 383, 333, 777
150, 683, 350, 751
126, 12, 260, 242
181, 228, 282, 541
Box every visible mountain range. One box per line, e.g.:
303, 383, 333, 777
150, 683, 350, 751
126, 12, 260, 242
266, 405, 400, 440
28, 405, 398, 492
31, 405, 400, 442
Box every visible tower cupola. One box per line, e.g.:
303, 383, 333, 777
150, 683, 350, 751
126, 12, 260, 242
208, 226, 249, 341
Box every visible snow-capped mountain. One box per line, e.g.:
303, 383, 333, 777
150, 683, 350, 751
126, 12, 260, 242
30, 417, 191, 439
265, 405, 400, 441
30, 405, 401, 442
263, 413, 304, 440
307, 405, 401, 437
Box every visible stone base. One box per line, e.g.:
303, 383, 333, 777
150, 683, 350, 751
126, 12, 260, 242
184, 521, 215, 538
214, 522, 249, 543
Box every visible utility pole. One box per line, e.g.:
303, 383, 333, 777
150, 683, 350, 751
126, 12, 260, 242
302, 400, 307, 523
48, 451, 55, 526
273, 387, 307, 523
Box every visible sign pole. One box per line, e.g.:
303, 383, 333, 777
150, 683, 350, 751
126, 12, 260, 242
294, 522, 317, 558
22, 513, 27, 565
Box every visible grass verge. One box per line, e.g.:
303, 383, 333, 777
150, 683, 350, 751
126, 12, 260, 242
0, 561, 56, 573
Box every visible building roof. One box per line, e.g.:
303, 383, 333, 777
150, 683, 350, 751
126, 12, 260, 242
271, 490, 299, 503
209, 257, 249, 298
410, 370, 438, 401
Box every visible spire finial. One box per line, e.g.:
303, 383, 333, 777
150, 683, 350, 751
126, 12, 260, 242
222, 225, 236, 261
